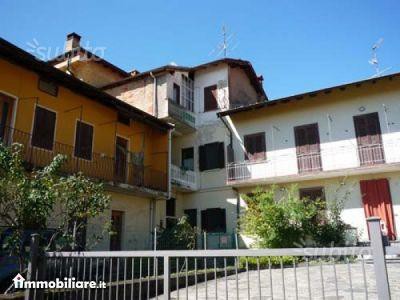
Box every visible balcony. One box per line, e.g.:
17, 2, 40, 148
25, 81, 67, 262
171, 164, 197, 191
226, 138, 400, 186
166, 99, 196, 134
0, 126, 168, 195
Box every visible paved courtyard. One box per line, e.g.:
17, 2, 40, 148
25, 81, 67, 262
167, 260, 400, 299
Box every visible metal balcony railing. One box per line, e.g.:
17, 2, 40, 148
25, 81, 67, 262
168, 99, 196, 128
0, 126, 167, 193
171, 164, 196, 190
227, 140, 399, 184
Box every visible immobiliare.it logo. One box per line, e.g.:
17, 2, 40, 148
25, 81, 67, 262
13, 273, 106, 289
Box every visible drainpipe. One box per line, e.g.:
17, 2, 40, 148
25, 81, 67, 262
167, 128, 174, 199
150, 72, 158, 117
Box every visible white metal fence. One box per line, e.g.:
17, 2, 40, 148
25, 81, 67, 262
24, 218, 399, 299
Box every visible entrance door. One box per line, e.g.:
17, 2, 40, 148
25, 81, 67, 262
360, 178, 396, 240
110, 210, 124, 251
115, 136, 128, 182
294, 123, 322, 173
353, 112, 385, 165
0, 93, 13, 141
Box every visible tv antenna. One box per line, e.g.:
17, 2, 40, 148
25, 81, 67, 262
369, 38, 391, 78
209, 25, 239, 58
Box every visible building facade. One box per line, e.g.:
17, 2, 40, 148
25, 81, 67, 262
219, 74, 400, 243
0, 38, 172, 250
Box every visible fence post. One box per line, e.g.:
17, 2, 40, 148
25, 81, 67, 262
367, 217, 391, 300
25, 234, 40, 300
163, 255, 170, 300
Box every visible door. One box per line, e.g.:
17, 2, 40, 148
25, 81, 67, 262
110, 210, 124, 251
360, 179, 396, 240
353, 112, 384, 165
294, 123, 322, 173
115, 136, 128, 182
0, 93, 14, 141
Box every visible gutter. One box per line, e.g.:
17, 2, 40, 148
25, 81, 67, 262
150, 72, 158, 117
167, 127, 174, 199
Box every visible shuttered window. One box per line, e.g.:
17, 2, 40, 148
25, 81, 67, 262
244, 132, 266, 161
353, 112, 384, 165
294, 123, 322, 172
199, 142, 225, 171
299, 187, 325, 202
201, 208, 226, 233
204, 85, 218, 112
74, 121, 94, 160
31, 106, 56, 150
38, 78, 58, 97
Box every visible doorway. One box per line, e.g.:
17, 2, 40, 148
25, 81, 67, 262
110, 210, 124, 251
115, 136, 129, 182
360, 178, 396, 240
0, 93, 14, 141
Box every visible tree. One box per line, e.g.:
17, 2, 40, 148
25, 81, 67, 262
157, 216, 197, 250
0, 142, 110, 273
240, 185, 348, 248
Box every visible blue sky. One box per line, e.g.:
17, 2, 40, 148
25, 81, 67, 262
1, 0, 399, 99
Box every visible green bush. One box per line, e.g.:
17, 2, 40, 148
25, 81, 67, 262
157, 216, 197, 250
239, 256, 299, 269
240, 186, 347, 248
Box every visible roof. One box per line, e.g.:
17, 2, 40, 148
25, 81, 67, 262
47, 47, 130, 78
102, 58, 267, 99
218, 72, 400, 117
0, 38, 173, 131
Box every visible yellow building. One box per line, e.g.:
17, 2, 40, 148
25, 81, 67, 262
0, 37, 173, 250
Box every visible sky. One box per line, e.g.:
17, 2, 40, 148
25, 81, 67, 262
0, 0, 399, 99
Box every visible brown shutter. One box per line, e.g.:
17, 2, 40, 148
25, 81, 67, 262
74, 121, 93, 160
244, 132, 266, 161
199, 145, 206, 171
217, 142, 225, 168
204, 85, 218, 112
31, 106, 56, 150
294, 123, 321, 172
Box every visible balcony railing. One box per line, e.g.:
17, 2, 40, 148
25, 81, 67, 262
171, 164, 197, 190
227, 139, 400, 184
168, 99, 196, 128
0, 126, 167, 193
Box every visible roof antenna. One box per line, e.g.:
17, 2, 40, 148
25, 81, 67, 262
209, 25, 239, 58
369, 38, 391, 78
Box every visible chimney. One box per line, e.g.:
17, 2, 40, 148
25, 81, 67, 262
65, 32, 81, 52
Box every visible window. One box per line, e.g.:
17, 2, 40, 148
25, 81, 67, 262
181, 75, 194, 112
299, 187, 325, 202
166, 198, 176, 228
74, 121, 94, 160
110, 210, 124, 251
181, 147, 194, 171
244, 132, 266, 161
199, 142, 225, 171
201, 208, 226, 233
204, 85, 218, 112
173, 83, 181, 104
31, 106, 56, 150
184, 209, 197, 228
353, 112, 384, 165
38, 78, 58, 97
294, 123, 322, 173
117, 112, 130, 126
166, 198, 176, 217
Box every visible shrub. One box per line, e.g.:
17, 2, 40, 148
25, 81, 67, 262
240, 185, 347, 248
157, 216, 197, 250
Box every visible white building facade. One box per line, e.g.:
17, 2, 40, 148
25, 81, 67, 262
219, 74, 400, 243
